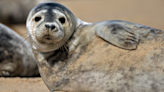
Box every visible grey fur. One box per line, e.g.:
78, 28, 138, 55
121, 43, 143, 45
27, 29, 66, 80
27, 3, 164, 92
0, 23, 39, 77
95, 21, 139, 49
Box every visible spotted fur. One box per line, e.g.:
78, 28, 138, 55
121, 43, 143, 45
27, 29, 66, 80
27, 3, 164, 92
0, 23, 39, 77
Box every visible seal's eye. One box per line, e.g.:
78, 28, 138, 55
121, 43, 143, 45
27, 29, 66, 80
59, 17, 65, 24
35, 16, 41, 22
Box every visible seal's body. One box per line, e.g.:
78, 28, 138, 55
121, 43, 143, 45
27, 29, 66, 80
27, 3, 164, 92
0, 23, 39, 77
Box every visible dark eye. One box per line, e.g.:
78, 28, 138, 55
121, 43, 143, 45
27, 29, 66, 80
35, 16, 41, 22
59, 17, 65, 24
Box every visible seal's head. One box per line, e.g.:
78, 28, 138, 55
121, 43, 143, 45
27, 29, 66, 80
26, 3, 77, 52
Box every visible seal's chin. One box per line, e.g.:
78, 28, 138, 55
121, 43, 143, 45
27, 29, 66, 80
32, 42, 64, 52
36, 31, 64, 44
38, 37, 63, 45
32, 36, 65, 52
43, 37, 54, 43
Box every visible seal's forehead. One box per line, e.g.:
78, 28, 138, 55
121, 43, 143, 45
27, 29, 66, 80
31, 3, 70, 15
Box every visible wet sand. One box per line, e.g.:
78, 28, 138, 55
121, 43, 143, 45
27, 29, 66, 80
1, 0, 164, 92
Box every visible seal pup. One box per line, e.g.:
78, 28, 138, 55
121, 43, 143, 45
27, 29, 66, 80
27, 3, 164, 92
0, 23, 39, 77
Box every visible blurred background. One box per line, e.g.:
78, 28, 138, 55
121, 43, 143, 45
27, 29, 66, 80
0, 0, 164, 92
0, 0, 164, 37
60, 0, 164, 30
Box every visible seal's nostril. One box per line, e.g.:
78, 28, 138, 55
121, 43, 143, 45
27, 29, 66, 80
45, 24, 56, 31
51, 25, 56, 30
45, 24, 49, 29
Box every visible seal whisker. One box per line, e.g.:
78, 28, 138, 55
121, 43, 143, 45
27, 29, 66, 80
61, 45, 64, 53
63, 43, 68, 53
19, 36, 30, 48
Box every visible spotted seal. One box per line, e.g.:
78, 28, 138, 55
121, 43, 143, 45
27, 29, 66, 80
26, 3, 164, 92
0, 23, 39, 77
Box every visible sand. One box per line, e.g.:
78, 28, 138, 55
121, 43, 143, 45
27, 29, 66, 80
0, 0, 164, 92
0, 77, 49, 92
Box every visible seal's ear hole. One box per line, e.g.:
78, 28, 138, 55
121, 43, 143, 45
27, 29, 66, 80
34, 16, 42, 22
59, 17, 65, 24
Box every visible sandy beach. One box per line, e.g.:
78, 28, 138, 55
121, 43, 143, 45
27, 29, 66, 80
0, 0, 164, 92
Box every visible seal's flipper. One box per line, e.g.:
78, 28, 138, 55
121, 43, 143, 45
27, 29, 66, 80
95, 21, 139, 50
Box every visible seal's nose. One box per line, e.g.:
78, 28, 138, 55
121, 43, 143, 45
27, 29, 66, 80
45, 24, 56, 31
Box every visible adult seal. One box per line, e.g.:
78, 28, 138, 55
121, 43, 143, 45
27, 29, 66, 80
0, 23, 39, 77
27, 3, 164, 92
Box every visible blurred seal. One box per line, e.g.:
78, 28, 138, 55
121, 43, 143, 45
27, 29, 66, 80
27, 3, 164, 92
0, 0, 56, 24
0, 23, 39, 77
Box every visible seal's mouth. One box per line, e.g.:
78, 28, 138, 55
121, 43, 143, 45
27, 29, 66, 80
43, 35, 52, 40
42, 35, 55, 43
45, 37, 51, 40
